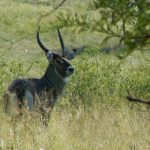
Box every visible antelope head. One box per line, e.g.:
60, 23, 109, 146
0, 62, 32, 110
37, 27, 76, 79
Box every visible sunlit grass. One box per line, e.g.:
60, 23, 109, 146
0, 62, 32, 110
1, 50, 150, 149
1, 104, 150, 150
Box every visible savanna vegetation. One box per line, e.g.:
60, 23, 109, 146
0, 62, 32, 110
0, 0, 150, 149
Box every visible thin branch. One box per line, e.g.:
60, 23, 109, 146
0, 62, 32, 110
126, 90, 150, 105
1, 1, 67, 50
126, 96, 150, 105
37, 0, 67, 26
132, 34, 150, 41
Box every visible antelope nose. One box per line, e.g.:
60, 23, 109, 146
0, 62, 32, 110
68, 67, 74, 73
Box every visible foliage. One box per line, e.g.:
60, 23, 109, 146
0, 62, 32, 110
61, 50, 150, 109
54, 0, 150, 54
0, 57, 33, 95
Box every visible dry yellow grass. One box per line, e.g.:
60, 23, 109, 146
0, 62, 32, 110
0, 104, 150, 150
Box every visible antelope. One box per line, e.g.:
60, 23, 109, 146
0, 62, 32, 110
3, 27, 77, 115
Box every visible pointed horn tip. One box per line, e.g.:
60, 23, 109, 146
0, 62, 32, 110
57, 28, 60, 33
37, 26, 40, 32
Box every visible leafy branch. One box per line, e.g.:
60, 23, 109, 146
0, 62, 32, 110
54, 0, 150, 53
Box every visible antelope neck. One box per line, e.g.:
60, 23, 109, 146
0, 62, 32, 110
43, 64, 67, 93
42, 76, 54, 91
54, 68, 68, 82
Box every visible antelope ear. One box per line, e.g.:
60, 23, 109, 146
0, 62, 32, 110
67, 48, 77, 60
46, 51, 53, 61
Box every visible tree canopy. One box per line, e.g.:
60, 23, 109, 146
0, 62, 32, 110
53, 0, 150, 55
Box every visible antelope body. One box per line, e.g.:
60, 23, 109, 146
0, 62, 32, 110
4, 27, 76, 114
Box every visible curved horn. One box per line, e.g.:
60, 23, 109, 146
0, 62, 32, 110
57, 28, 67, 56
37, 26, 49, 53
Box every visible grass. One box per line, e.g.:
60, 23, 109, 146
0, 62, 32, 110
0, 0, 150, 150
0, 105, 150, 149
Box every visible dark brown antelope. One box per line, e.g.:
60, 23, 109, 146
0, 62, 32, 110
4, 27, 77, 115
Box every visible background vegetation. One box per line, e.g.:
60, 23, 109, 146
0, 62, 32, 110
0, 0, 150, 149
